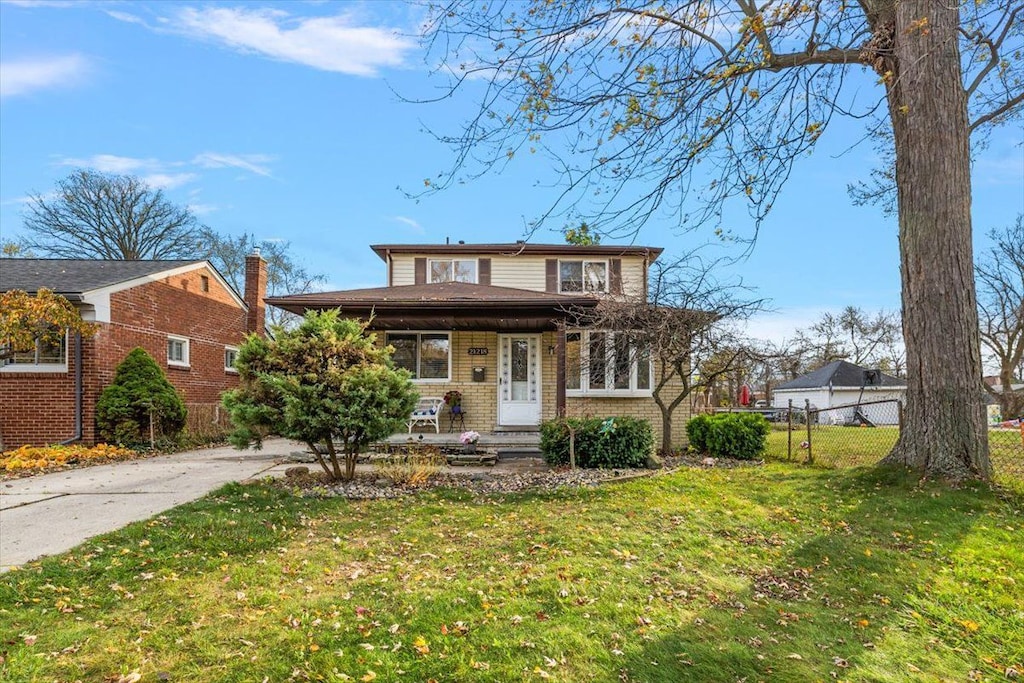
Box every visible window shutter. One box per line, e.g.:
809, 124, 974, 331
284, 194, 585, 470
545, 259, 558, 292
414, 258, 426, 285
610, 258, 623, 294
478, 258, 491, 285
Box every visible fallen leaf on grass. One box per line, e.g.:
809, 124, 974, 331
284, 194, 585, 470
413, 636, 430, 655
786, 653, 803, 660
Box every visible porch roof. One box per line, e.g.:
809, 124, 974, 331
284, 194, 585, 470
265, 282, 598, 331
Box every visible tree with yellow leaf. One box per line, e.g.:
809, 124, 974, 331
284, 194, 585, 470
0, 288, 97, 363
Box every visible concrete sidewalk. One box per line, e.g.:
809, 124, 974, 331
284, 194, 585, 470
0, 439, 301, 570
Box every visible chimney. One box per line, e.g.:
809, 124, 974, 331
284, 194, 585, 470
244, 248, 267, 336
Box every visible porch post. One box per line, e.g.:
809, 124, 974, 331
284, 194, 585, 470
556, 328, 567, 418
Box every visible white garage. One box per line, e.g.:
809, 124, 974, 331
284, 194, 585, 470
772, 360, 906, 425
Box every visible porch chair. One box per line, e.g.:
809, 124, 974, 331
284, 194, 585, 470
407, 396, 445, 433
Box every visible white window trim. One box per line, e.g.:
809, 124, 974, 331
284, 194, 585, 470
0, 332, 69, 373
386, 331, 452, 383
565, 330, 653, 397
224, 345, 239, 374
428, 258, 479, 284
558, 259, 609, 294
167, 335, 191, 368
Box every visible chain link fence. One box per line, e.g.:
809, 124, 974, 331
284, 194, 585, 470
712, 401, 1024, 483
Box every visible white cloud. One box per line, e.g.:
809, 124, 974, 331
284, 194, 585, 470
186, 202, 220, 215
170, 6, 414, 76
0, 54, 89, 97
104, 10, 149, 27
57, 154, 162, 174
193, 152, 274, 177
393, 215, 424, 232
142, 173, 198, 190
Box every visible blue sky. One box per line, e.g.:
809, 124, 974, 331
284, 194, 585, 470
1, 0, 1021, 342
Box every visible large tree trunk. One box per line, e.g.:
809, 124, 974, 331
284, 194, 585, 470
880, 1, 991, 478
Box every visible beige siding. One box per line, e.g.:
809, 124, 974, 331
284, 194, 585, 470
389, 252, 649, 298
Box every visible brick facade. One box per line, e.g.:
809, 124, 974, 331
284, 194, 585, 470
0, 261, 264, 448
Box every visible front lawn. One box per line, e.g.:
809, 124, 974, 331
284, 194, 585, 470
2, 465, 1021, 682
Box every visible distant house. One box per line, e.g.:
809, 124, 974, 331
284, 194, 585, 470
0, 254, 267, 447
266, 241, 692, 446
771, 360, 906, 425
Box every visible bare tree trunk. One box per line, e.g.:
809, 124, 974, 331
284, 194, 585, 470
324, 438, 344, 481
880, 1, 991, 479
308, 442, 334, 478
660, 410, 674, 457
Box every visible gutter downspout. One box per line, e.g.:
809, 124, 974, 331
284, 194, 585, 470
59, 332, 83, 445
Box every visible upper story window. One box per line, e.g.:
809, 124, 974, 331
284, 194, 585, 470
565, 330, 651, 395
559, 260, 607, 293
386, 332, 451, 381
430, 259, 477, 283
0, 329, 68, 373
167, 335, 190, 368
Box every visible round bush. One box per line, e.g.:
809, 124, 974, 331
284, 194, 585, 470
685, 412, 769, 460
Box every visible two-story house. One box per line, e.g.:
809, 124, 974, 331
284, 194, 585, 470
266, 242, 691, 447
0, 253, 267, 448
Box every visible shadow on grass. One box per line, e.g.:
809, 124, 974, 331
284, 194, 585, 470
620, 466, 1008, 682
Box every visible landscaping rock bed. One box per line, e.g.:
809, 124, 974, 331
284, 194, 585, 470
277, 454, 763, 500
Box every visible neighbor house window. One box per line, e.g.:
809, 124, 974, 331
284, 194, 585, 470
559, 260, 607, 293
429, 259, 477, 283
386, 333, 451, 381
167, 335, 190, 367
565, 330, 652, 395
0, 329, 68, 372
224, 346, 239, 373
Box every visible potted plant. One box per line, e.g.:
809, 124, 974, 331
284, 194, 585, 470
444, 390, 463, 414
460, 430, 481, 454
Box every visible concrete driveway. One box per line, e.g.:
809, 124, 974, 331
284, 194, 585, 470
0, 439, 300, 570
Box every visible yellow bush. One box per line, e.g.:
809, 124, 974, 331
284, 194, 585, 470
0, 443, 136, 472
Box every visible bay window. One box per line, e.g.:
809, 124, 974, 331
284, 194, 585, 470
565, 330, 652, 395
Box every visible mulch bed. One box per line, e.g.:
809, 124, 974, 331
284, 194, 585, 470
274, 454, 764, 500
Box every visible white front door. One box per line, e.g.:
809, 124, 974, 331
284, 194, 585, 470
498, 334, 542, 426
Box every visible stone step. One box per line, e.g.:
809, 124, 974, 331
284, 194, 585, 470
496, 447, 544, 459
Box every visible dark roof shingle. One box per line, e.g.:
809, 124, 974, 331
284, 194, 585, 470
776, 360, 905, 390
0, 258, 203, 296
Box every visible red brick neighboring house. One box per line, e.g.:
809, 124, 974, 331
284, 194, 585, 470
0, 254, 267, 448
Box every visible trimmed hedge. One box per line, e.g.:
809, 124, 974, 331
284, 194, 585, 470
97, 347, 187, 446
685, 412, 769, 461
540, 416, 654, 468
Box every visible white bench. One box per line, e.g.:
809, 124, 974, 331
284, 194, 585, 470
407, 397, 445, 433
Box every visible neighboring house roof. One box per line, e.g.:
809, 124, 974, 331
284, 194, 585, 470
775, 360, 906, 391
370, 243, 664, 261
1, 258, 201, 296
0, 258, 247, 310
266, 282, 599, 331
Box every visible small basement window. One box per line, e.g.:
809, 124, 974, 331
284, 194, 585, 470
167, 335, 190, 368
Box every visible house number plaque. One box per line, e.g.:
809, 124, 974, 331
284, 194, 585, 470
467, 347, 489, 356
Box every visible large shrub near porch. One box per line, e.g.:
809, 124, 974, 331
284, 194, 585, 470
686, 412, 769, 461
540, 416, 654, 468
221, 311, 419, 481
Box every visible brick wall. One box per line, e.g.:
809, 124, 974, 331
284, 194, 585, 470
388, 329, 690, 448
0, 266, 250, 448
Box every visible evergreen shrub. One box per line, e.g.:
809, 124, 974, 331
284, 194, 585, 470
96, 347, 187, 446
540, 416, 654, 468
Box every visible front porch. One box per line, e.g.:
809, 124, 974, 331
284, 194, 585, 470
381, 429, 542, 461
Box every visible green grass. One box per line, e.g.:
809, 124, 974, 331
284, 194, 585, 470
2, 466, 1022, 682
766, 425, 1024, 482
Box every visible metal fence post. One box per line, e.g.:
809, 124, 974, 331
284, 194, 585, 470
805, 399, 813, 465
787, 399, 793, 460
